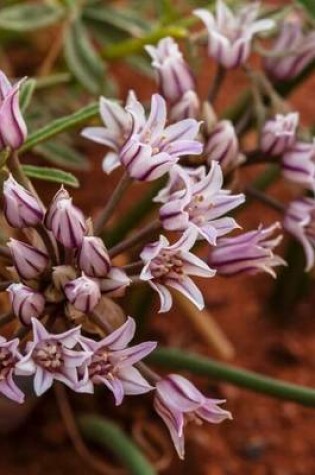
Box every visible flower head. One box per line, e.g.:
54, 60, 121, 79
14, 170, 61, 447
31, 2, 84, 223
3, 175, 44, 228
7, 283, 45, 326
0, 336, 24, 403
78, 317, 156, 405
7, 238, 49, 280
260, 113, 299, 156
195, 1, 274, 69
154, 374, 232, 459
140, 230, 215, 312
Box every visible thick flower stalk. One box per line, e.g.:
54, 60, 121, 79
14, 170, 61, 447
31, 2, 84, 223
208, 223, 286, 277
140, 229, 215, 312
159, 162, 245, 244
194, 1, 274, 69
154, 374, 232, 459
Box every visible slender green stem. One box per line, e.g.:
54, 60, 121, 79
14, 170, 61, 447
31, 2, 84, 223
109, 219, 161, 258
148, 348, 315, 407
79, 415, 156, 475
208, 64, 226, 104
245, 186, 286, 213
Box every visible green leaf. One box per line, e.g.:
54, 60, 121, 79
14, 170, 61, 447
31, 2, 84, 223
20, 78, 36, 112
83, 6, 150, 36
64, 18, 105, 94
296, 0, 315, 19
79, 415, 156, 475
22, 165, 79, 188
0, 3, 64, 31
34, 141, 89, 170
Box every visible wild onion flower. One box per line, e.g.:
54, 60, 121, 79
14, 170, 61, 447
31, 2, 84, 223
208, 223, 286, 276
140, 230, 215, 312
0, 71, 27, 150
16, 318, 89, 396
260, 113, 299, 156
7, 283, 45, 326
7, 239, 49, 281
194, 1, 274, 69
78, 236, 111, 278
64, 274, 101, 313
145, 37, 195, 104
154, 165, 206, 204
283, 197, 315, 271
3, 175, 44, 228
169, 90, 200, 121
77, 317, 156, 405
159, 162, 245, 244
282, 141, 315, 191
265, 21, 315, 82
154, 374, 232, 459
204, 120, 241, 171
0, 336, 24, 404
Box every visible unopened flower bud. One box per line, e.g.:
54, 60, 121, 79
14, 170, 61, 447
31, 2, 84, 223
78, 236, 111, 278
45, 187, 87, 248
52, 265, 77, 291
3, 175, 44, 228
64, 274, 101, 313
260, 113, 298, 156
7, 283, 45, 325
204, 120, 239, 170
0, 72, 27, 150
170, 91, 200, 121
7, 238, 49, 280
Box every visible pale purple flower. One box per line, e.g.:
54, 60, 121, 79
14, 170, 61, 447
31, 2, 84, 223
194, 1, 274, 69
208, 223, 286, 277
45, 187, 87, 248
78, 236, 111, 278
64, 274, 101, 313
7, 283, 45, 326
169, 90, 200, 121
283, 197, 315, 271
260, 113, 299, 156
99, 267, 131, 297
119, 93, 202, 181
7, 238, 49, 280
204, 120, 241, 171
154, 165, 206, 204
282, 141, 315, 191
81, 91, 137, 174
0, 336, 24, 404
3, 174, 44, 228
77, 317, 156, 405
140, 229, 215, 312
145, 37, 195, 103
265, 21, 315, 82
0, 71, 27, 149
159, 161, 245, 244
154, 374, 232, 459
16, 318, 88, 396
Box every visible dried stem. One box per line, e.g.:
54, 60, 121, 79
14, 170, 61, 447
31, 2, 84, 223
0, 246, 11, 260
245, 186, 286, 213
109, 219, 161, 258
0, 311, 14, 327
0, 280, 13, 291
122, 260, 143, 274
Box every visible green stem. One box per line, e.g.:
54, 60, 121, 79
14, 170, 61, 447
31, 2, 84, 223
148, 347, 315, 407
78, 415, 156, 475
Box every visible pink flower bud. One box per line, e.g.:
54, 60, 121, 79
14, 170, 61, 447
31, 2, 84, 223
7, 283, 45, 325
78, 236, 111, 278
3, 175, 44, 228
7, 238, 49, 280
170, 91, 200, 122
204, 120, 239, 170
45, 187, 87, 248
260, 113, 299, 156
0, 72, 27, 150
64, 274, 101, 313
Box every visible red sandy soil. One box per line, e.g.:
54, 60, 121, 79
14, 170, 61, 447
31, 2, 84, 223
0, 8, 314, 474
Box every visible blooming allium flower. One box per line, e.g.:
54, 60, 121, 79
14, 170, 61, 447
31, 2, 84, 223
0, 336, 24, 404
7, 283, 45, 326
154, 374, 232, 459
140, 230, 215, 312
81, 91, 137, 174
64, 274, 101, 313
78, 236, 111, 278
154, 165, 206, 204
45, 186, 87, 248
3, 175, 44, 228
282, 140, 315, 191
0, 71, 27, 149
260, 113, 299, 156
208, 223, 286, 277
283, 197, 315, 271
169, 90, 200, 121
120, 94, 202, 181
264, 21, 315, 82
7, 239, 49, 280
204, 120, 241, 171
145, 37, 195, 104
77, 317, 156, 405
16, 318, 88, 396
159, 161, 245, 244
194, 1, 274, 69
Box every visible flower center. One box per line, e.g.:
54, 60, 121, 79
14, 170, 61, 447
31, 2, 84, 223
151, 251, 184, 280
33, 340, 64, 372
0, 348, 15, 380
88, 348, 114, 382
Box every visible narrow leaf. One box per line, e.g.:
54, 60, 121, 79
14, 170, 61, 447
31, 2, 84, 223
20, 78, 36, 112
0, 3, 64, 31
296, 0, 315, 19
34, 141, 89, 170
83, 6, 150, 36
22, 165, 79, 188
